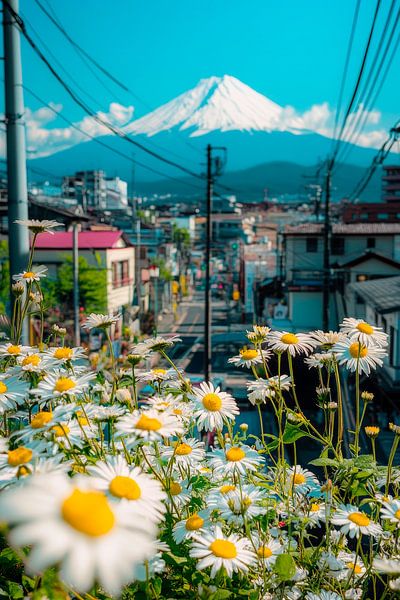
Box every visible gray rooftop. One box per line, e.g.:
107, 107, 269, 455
348, 276, 400, 313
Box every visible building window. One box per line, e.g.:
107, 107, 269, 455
367, 237, 375, 249
306, 237, 318, 253
356, 294, 365, 305
112, 260, 130, 287
377, 213, 389, 220
331, 237, 345, 255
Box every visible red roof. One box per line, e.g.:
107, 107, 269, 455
34, 231, 129, 250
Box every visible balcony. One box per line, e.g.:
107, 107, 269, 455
287, 269, 324, 290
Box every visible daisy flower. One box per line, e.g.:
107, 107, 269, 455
228, 346, 271, 369
162, 438, 205, 469
0, 343, 31, 358
250, 532, 283, 569
32, 371, 95, 400
207, 444, 264, 477
0, 473, 156, 595
87, 456, 166, 523
305, 352, 336, 369
207, 483, 238, 508
190, 525, 255, 577
246, 325, 271, 343
172, 509, 211, 544
83, 313, 121, 330
311, 330, 346, 347
303, 501, 327, 527
268, 331, 318, 356
91, 405, 127, 421
192, 382, 239, 431
286, 466, 319, 495
332, 339, 387, 375
306, 592, 342, 600
166, 479, 192, 509
337, 551, 366, 579
340, 317, 389, 347
15, 351, 47, 373
332, 504, 382, 538
133, 335, 181, 354
116, 409, 184, 445
12, 405, 76, 444
218, 484, 268, 525
0, 375, 29, 413
44, 346, 87, 365
380, 499, 400, 525
136, 367, 179, 384
247, 375, 291, 404
15, 219, 62, 234
44, 420, 93, 450
372, 557, 400, 574
13, 265, 47, 284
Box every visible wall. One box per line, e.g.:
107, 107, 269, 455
106, 247, 135, 313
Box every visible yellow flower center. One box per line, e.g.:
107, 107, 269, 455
152, 368, 166, 375
170, 482, 182, 496
17, 465, 30, 477
310, 503, 320, 512
175, 442, 192, 456
22, 354, 41, 367
281, 333, 299, 345
347, 562, 362, 575
54, 377, 76, 393
109, 475, 141, 500
348, 512, 370, 527
202, 393, 222, 411
220, 484, 236, 494
395, 509, 400, 520
240, 348, 258, 360
292, 473, 306, 485
7, 447, 33, 466
257, 545, 273, 559
173, 408, 182, 415
61, 489, 115, 537
53, 347, 73, 360
209, 539, 237, 559
31, 411, 53, 428
7, 345, 21, 355
78, 416, 89, 426
0, 381, 7, 394
51, 424, 70, 437
357, 322, 374, 335
349, 343, 368, 358
135, 414, 162, 431
185, 514, 204, 530
225, 447, 246, 462
23, 271, 35, 279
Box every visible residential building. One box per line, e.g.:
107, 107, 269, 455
62, 170, 128, 211
346, 276, 400, 390
283, 223, 400, 330
382, 164, 400, 203
34, 230, 136, 319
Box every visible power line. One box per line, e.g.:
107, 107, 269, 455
330, 0, 382, 167
3, 0, 204, 182
33, 0, 203, 158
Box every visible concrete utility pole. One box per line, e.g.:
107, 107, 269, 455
72, 222, 80, 346
204, 145, 213, 382
3, 0, 29, 316
322, 169, 331, 331
204, 145, 226, 382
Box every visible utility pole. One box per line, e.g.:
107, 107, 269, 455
3, 0, 29, 337
204, 144, 226, 382
72, 221, 80, 346
322, 169, 331, 331
204, 145, 212, 382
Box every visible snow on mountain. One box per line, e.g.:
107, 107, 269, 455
125, 75, 306, 137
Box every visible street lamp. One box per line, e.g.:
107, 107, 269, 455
149, 265, 160, 331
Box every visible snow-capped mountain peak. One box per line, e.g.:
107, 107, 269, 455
125, 75, 292, 137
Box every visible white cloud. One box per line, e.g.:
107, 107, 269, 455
0, 102, 134, 159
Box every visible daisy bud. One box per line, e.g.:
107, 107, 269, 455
361, 391, 374, 403
127, 353, 143, 366
389, 422, 400, 436
365, 425, 380, 438
115, 388, 132, 404
321, 479, 332, 492
11, 282, 24, 296
52, 324, 67, 336
239, 423, 248, 431
316, 386, 330, 398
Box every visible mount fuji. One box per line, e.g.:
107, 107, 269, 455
31, 75, 387, 200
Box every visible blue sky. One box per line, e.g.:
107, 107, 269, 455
0, 0, 399, 156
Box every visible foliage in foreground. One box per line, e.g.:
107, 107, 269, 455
0, 220, 400, 599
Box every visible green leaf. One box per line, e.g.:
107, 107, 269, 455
213, 590, 232, 599
283, 423, 307, 444
309, 457, 339, 467
163, 552, 187, 566
274, 553, 296, 580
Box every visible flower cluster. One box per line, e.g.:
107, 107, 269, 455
0, 222, 399, 599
